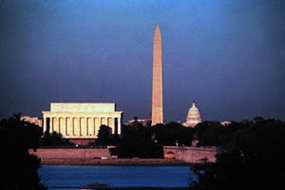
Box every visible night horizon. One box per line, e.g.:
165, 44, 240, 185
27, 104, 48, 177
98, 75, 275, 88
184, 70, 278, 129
1, 0, 285, 122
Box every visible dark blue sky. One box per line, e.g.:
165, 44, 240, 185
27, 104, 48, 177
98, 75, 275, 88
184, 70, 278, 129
1, 0, 285, 122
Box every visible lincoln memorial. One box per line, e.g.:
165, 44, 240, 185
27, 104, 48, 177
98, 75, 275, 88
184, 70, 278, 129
42, 103, 123, 141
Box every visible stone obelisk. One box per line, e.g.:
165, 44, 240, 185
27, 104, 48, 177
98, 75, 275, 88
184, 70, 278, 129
152, 25, 163, 125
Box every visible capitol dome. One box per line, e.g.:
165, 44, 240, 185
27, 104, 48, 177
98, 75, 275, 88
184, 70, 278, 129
184, 101, 202, 127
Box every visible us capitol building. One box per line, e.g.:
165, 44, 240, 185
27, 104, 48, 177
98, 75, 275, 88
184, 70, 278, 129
183, 101, 202, 127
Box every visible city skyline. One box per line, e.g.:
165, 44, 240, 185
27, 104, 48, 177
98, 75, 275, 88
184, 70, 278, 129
1, 0, 285, 122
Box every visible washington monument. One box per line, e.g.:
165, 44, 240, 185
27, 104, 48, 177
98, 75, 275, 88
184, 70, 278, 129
152, 25, 163, 125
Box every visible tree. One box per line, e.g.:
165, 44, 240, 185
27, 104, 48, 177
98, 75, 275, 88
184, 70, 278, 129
153, 122, 194, 146
190, 119, 285, 190
40, 132, 74, 146
116, 125, 163, 158
96, 125, 111, 145
0, 114, 46, 190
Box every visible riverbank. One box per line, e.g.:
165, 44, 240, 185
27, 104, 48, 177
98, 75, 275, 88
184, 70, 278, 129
30, 146, 217, 165
41, 158, 190, 166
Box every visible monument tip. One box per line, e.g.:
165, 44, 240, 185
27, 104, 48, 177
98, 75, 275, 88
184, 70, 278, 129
155, 24, 160, 32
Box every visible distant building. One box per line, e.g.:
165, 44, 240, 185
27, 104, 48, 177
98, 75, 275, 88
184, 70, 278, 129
220, 121, 231, 126
125, 117, 152, 127
42, 103, 123, 144
183, 101, 202, 127
20, 116, 42, 127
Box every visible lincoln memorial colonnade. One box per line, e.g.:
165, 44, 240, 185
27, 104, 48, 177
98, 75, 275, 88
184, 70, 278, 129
42, 103, 123, 139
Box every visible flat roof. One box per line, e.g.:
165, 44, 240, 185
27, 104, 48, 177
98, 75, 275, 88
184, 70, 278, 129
50, 103, 116, 112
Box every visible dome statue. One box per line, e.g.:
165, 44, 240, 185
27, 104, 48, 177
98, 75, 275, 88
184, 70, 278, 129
183, 100, 202, 127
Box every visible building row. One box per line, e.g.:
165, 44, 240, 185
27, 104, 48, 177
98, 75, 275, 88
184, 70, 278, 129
21, 101, 203, 136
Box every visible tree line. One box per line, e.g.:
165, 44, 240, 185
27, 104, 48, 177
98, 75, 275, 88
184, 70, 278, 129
2, 113, 285, 189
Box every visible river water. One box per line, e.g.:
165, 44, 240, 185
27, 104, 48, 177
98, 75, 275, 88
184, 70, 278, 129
39, 165, 197, 189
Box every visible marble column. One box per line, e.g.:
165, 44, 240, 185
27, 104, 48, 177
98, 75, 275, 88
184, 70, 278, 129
107, 117, 112, 134
93, 118, 96, 136
57, 117, 60, 133
85, 117, 89, 136
65, 117, 68, 136
50, 117, 53, 134
90, 117, 94, 136
100, 117, 102, 127
71, 117, 74, 136
63, 117, 66, 136
78, 117, 82, 136
118, 117, 121, 135
43, 117, 47, 134
111, 117, 115, 134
